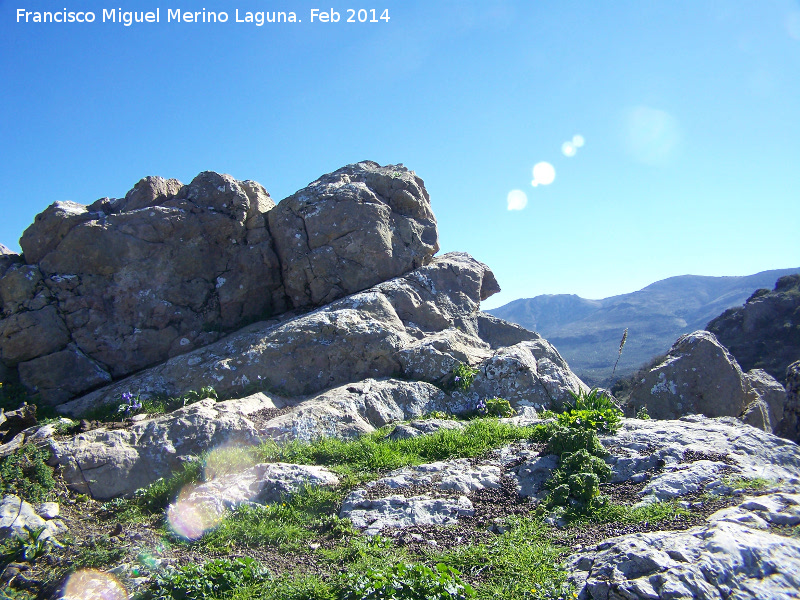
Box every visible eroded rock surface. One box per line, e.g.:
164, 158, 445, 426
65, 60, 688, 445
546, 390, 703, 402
56, 253, 583, 419
0, 162, 438, 404
568, 494, 800, 600
777, 360, 800, 444
626, 331, 787, 432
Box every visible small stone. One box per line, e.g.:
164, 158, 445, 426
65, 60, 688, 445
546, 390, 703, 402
37, 502, 59, 519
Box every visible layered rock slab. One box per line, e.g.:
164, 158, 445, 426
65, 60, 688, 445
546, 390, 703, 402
56, 253, 583, 419
1, 162, 438, 404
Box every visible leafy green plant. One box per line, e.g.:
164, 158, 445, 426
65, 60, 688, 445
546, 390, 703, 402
452, 363, 480, 392
0, 444, 56, 503
146, 557, 270, 600
559, 388, 623, 434
476, 398, 516, 418
635, 406, 651, 420
419, 411, 456, 421
343, 562, 475, 600
12, 525, 56, 564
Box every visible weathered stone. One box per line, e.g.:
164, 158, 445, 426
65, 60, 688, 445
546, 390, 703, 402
18, 345, 112, 406
0, 403, 37, 442
110, 175, 183, 213
568, 493, 800, 600
19, 201, 95, 265
388, 419, 466, 441
57, 253, 582, 420
340, 491, 474, 536
0, 305, 70, 365
777, 360, 800, 444
0, 495, 65, 542
259, 379, 455, 443
627, 330, 788, 431
50, 394, 280, 499
269, 161, 438, 308
707, 273, 800, 384
167, 462, 339, 539
512, 453, 559, 498
602, 415, 800, 505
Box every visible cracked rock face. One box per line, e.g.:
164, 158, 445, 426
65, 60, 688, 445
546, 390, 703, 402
626, 330, 786, 432
268, 161, 438, 308
0, 162, 438, 405
55, 252, 583, 419
568, 494, 800, 600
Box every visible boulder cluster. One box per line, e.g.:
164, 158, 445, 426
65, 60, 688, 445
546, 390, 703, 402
0, 162, 438, 404
1, 162, 799, 600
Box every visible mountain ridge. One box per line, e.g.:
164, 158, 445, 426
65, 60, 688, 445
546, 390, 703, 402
488, 267, 800, 385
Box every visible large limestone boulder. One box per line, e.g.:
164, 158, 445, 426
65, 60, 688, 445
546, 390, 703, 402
627, 330, 786, 431
1, 162, 440, 405
777, 360, 800, 443
56, 253, 582, 419
269, 161, 438, 308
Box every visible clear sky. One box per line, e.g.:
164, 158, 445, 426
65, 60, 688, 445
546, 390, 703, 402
1, 1, 798, 310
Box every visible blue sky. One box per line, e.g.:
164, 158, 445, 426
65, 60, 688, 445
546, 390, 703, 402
1, 1, 798, 310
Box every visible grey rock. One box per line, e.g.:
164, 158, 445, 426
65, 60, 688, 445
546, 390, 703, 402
259, 379, 454, 442
268, 161, 438, 308
603, 416, 800, 505
167, 462, 339, 538
37, 502, 60, 520
57, 253, 582, 419
512, 454, 559, 498
568, 493, 800, 600
18, 344, 112, 406
627, 330, 787, 431
0, 495, 65, 542
50, 393, 280, 499
340, 490, 473, 536
388, 419, 466, 441
777, 360, 800, 443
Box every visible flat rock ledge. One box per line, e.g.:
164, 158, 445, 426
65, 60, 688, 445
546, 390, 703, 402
568, 493, 800, 600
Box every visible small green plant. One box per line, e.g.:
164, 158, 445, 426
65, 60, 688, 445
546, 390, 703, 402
451, 363, 479, 392
343, 562, 475, 600
118, 391, 143, 416
12, 525, 56, 564
0, 444, 56, 503
721, 475, 772, 491
419, 411, 456, 421
147, 557, 270, 600
476, 397, 516, 418
559, 388, 623, 434
635, 406, 651, 420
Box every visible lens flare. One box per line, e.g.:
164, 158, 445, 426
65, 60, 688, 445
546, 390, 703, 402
506, 189, 528, 211
531, 162, 556, 187
561, 142, 576, 157
62, 570, 128, 600
572, 134, 585, 147
167, 484, 225, 540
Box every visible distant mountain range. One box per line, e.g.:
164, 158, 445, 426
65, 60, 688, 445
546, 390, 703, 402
488, 268, 800, 386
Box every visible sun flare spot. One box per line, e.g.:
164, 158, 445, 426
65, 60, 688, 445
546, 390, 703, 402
506, 189, 528, 211
531, 162, 556, 187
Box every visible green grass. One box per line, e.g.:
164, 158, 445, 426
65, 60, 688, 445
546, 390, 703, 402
562, 498, 690, 526
430, 517, 573, 600
254, 418, 537, 485
720, 475, 773, 491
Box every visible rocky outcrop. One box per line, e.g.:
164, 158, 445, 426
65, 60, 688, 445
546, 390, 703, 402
0, 495, 66, 543
0, 162, 437, 404
707, 274, 800, 384
54, 252, 582, 421
626, 330, 786, 432
568, 495, 800, 599
777, 360, 800, 443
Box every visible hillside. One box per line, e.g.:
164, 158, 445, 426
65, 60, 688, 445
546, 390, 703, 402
488, 268, 800, 385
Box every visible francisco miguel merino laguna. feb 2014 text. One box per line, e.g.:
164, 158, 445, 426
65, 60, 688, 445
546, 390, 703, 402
15, 8, 391, 26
